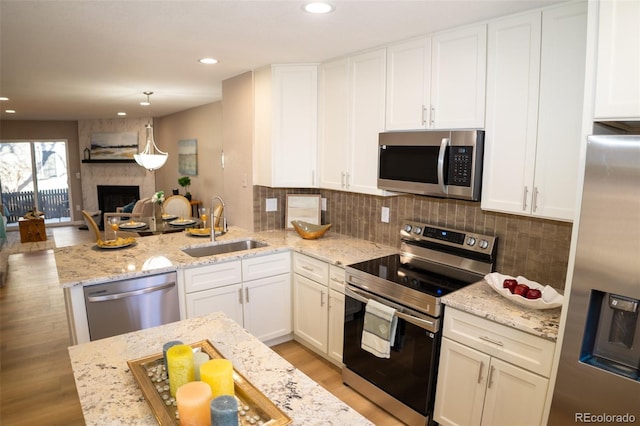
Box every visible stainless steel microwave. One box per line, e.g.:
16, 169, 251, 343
378, 130, 485, 201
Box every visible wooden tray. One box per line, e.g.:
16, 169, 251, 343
128, 340, 292, 425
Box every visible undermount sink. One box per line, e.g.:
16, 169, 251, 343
181, 239, 268, 258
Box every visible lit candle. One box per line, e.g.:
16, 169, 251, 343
193, 351, 210, 381
210, 395, 239, 426
167, 344, 195, 397
200, 359, 234, 398
162, 340, 183, 374
176, 381, 213, 426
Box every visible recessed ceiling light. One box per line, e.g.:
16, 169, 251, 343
304, 2, 334, 14
0, 97, 9, 101
199, 58, 218, 65
117, 112, 127, 116
5, 109, 16, 114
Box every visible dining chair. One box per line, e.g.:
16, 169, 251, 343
81, 210, 102, 242
162, 195, 191, 218
103, 197, 154, 229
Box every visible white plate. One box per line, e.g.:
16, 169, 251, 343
169, 218, 196, 226
162, 214, 178, 221
119, 221, 146, 229
484, 272, 563, 310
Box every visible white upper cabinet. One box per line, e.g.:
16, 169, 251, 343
594, 0, 640, 120
254, 64, 318, 188
318, 49, 389, 195
348, 48, 388, 195
318, 58, 349, 191
431, 24, 487, 129
482, 2, 587, 221
385, 24, 486, 130
385, 37, 431, 130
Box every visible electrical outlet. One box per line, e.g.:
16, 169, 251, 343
381, 206, 390, 223
265, 198, 277, 212
75, 204, 81, 212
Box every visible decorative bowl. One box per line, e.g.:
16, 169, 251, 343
484, 272, 564, 310
291, 220, 332, 240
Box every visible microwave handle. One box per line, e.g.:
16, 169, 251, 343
437, 137, 449, 194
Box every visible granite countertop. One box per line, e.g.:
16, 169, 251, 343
54, 227, 399, 288
441, 281, 561, 341
68, 312, 372, 425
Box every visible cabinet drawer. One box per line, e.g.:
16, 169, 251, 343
293, 253, 328, 284
443, 307, 555, 377
183, 261, 242, 293
242, 251, 291, 282
329, 265, 345, 293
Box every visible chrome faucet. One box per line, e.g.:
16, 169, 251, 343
211, 196, 227, 241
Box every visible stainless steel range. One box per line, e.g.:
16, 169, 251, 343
343, 220, 497, 425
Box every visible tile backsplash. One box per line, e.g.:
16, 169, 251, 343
254, 186, 573, 289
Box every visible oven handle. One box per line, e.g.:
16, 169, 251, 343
345, 285, 439, 333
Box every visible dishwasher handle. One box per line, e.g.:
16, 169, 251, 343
87, 281, 176, 302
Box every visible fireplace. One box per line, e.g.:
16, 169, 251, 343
97, 185, 140, 227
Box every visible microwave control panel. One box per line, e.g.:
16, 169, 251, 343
448, 146, 473, 186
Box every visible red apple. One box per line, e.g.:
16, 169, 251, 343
503, 279, 518, 293
526, 288, 542, 299
513, 284, 530, 297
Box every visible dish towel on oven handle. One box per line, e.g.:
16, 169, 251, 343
361, 298, 398, 358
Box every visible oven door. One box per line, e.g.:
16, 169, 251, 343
343, 285, 441, 417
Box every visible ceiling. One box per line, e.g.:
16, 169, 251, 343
1, 0, 565, 121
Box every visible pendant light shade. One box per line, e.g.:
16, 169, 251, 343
134, 92, 168, 171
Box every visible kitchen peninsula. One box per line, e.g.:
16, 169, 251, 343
56, 227, 398, 344
68, 311, 373, 425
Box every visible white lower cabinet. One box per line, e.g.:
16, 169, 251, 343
183, 252, 291, 344
434, 308, 554, 426
292, 252, 345, 365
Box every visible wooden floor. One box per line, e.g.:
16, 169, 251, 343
0, 226, 405, 425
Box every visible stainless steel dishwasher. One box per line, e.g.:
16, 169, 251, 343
83, 272, 179, 341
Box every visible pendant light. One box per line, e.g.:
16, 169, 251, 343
134, 91, 168, 171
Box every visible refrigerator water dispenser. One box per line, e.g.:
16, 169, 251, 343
580, 290, 640, 381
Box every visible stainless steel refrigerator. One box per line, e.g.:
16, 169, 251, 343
550, 129, 640, 424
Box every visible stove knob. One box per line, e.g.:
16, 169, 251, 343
414, 226, 422, 235
403, 224, 413, 234
467, 236, 476, 246
479, 239, 489, 249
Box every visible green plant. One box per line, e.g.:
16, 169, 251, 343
178, 176, 191, 194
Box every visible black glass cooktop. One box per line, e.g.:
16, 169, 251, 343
347, 254, 471, 298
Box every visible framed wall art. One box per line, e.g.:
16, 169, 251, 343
285, 194, 321, 228
178, 139, 197, 176
90, 132, 138, 160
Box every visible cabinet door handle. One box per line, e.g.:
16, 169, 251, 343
302, 265, 315, 273
532, 186, 539, 212
430, 106, 435, 127
479, 335, 504, 346
477, 361, 484, 384
522, 186, 529, 211
245, 287, 249, 303
320, 291, 325, 307
330, 277, 343, 284
345, 172, 351, 188
422, 105, 427, 126
238, 288, 243, 305
341, 172, 346, 188
488, 365, 495, 389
